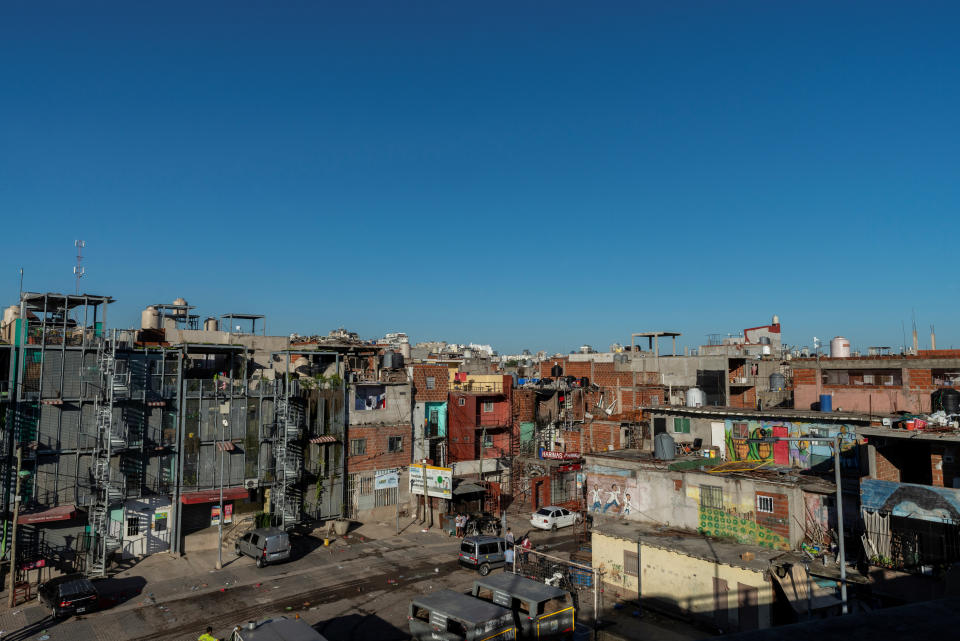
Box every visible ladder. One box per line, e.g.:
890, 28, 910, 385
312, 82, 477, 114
272, 381, 302, 530
87, 331, 124, 577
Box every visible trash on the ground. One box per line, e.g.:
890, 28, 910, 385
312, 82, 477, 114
433, 568, 439, 573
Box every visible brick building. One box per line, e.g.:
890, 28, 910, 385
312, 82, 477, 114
411, 363, 450, 463
793, 351, 960, 414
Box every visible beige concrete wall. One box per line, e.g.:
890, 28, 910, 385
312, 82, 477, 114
592, 531, 773, 631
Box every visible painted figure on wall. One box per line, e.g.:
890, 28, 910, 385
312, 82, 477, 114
602, 484, 622, 513
590, 484, 603, 512
725, 420, 858, 471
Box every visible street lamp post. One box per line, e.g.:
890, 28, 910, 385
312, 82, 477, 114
747, 434, 849, 614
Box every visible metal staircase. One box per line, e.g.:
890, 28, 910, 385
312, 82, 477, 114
272, 380, 303, 530
87, 331, 128, 577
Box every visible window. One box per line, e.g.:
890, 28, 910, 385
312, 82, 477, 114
700, 485, 724, 509
350, 438, 367, 456
732, 422, 749, 439
482, 433, 494, 448
483, 401, 494, 413
360, 476, 374, 495
624, 550, 639, 577
153, 514, 167, 533
458, 397, 466, 406
250, 534, 260, 546
673, 417, 690, 433
388, 436, 402, 453
757, 495, 774, 513
127, 517, 140, 537
426, 376, 436, 390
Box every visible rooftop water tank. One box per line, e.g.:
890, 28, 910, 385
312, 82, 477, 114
654, 433, 676, 460
769, 372, 786, 392
140, 306, 160, 330
830, 336, 851, 358
203, 317, 219, 332
759, 336, 772, 345
550, 364, 563, 378
3, 305, 20, 327
686, 387, 706, 407
932, 388, 960, 415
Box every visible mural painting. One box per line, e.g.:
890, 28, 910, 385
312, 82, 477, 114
697, 506, 790, 550
587, 471, 644, 520
724, 420, 859, 471
861, 479, 960, 524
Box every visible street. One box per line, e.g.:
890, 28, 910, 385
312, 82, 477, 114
0, 521, 708, 641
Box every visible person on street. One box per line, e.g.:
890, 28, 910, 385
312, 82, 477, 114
520, 534, 532, 563
504, 527, 515, 549
198, 627, 219, 641
504, 545, 514, 572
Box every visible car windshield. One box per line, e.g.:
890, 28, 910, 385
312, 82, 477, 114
536, 508, 553, 516
460, 542, 475, 553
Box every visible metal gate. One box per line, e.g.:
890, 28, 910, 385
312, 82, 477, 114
514, 547, 602, 638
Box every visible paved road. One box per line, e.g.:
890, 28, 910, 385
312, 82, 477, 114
0, 525, 707, 641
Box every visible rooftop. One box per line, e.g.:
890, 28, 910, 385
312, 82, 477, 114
410, 589, 511, 623
592, 519, 785, 573
472, 573, 567, 602
641, 404, 889, 423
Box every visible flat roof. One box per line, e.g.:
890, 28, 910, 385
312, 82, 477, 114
641, 405, 887, 423
222, 313, 265, 320
593, 519, 784, 573
631, 331, 682, 338
21, 292, 114, 309
473, 573, 566, 602
411, 589, 512, 624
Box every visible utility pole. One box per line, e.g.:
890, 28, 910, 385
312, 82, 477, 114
7, 446, 23, 607
215, 380, 225, 570
421, 459, 429, 527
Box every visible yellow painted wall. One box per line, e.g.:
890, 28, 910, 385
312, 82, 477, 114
592, 531, 773, 630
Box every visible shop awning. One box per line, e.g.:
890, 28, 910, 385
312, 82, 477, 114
453, 482, 487, 496
18, 504, 77, 524
309, 435, 338, 444
180, 487, 249, 504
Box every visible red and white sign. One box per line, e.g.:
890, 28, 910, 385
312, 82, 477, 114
539, 449, 581, 461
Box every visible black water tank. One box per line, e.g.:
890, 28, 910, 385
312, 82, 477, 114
551, 364, 563, 378
933, 388, 960, 414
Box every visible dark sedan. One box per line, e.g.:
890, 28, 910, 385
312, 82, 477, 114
38, 573, 99, 618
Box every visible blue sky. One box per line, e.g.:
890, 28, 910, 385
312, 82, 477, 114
1, 2, 958, 354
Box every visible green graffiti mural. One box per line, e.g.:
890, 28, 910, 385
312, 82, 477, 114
697, 507, 789, 550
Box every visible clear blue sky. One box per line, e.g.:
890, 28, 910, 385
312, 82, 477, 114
2, 2, 958, 354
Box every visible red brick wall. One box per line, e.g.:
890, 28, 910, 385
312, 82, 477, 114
513, 388, 536, 425
346, 423, 410, 472
412, 364, 449, 402
754, 491, 790, 540
874, 447, 901, 482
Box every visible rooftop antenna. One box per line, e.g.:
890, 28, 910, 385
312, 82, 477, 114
18, 268, 23, 299
73, 240, 86, 295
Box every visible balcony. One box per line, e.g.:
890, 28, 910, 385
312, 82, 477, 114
451, 380, 504, 394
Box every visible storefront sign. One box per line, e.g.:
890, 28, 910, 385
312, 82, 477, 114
409, 464, 452, 499
539, 448, 581, 461
558, 463, 582, 472
375, 469, 399, 490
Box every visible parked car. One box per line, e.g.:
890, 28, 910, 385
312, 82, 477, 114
459, 535, 507, 576
37, 573, 99, 619
472, 573, 576, 639
530, 506, 581, 531
409, 588, 515, 641
235, 527, 291, 568
231, 616, 329, 640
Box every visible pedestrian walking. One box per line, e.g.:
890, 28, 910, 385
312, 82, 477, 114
455, 513, 464, 537
504, 545, 514, 572
198, 626, 219, 641
520, 534, 531, 563
504, 527, 515, 549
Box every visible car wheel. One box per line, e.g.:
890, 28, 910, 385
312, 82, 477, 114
479, 563, 491, 576
256, 557, 265, 568
235, 546, 242, 557
551, 523, 558, 532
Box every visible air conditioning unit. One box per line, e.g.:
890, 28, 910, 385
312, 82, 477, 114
244, 479, 259, 490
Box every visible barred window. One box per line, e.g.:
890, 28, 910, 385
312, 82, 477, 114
360, 476, 374, 495
700, 485, 723, 509
426, 376, 436, 390
757, 495, 774, 513
388, 436, 403, 452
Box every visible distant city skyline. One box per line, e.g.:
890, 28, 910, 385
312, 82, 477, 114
3, 2, 959, 354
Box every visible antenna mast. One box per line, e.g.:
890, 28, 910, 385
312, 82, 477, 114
73, 240, 86, 294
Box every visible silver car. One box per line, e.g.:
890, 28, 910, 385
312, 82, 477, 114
235, 527, 291, 568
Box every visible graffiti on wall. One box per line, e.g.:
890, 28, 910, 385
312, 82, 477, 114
697, 507, 790, 549
861, 479, 960, 524
587, 472, 647, 519
724, 420, 859, 470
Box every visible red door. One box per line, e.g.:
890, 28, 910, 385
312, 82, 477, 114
772, 426, 788, 465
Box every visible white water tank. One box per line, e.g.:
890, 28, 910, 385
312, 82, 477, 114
686, 387, 706, 407
141, 306, 160, 329
3, 305, 20, 327
173, 297, 187, 307
203, 317, 219, 331
830, 336, 851, 358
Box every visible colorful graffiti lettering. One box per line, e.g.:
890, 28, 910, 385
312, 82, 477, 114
724, 420, 859, 471
697, 507, 790, 550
